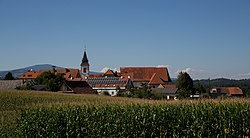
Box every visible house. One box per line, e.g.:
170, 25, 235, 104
151, 88, 177, 100
61, 80, 95, 94
210, 87, 244, 98
86, 70, 133, 96
120, 67, 171, 88
151, 84, 177, 100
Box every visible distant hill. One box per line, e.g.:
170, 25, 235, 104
195, 78, 250, 87
0, 64, 64, 79
0, 64, 101, 79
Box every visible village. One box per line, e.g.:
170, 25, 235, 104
0, 48, 244, 99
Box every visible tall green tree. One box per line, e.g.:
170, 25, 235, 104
35, 72, 65, 92
176, 72, 193, 99
194, 81, 206, 94
4, 72, 15, 80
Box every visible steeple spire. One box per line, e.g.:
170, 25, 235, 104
81, 46, 89, 66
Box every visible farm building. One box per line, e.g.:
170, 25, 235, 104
210, 87, 244, 98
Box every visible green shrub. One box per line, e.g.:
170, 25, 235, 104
149, 91, 164, 100
103, 91, 110, 96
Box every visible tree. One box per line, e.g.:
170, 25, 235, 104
149, 91, 164, 100
194, 81, 206, 94
247, 88, 250, 97
4, 72, 15, 80
131, 83, 149, 99
176, 72, 194, 99
35, 72, 65, 92
176, 88, 192, 99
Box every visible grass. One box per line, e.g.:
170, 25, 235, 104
0, 90, 250, 137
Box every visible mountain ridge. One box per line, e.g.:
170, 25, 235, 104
0, 64, 101, 79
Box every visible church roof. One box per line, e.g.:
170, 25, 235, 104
81, 50, 89, 66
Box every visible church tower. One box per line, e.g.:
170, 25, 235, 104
80, 47, 90, 78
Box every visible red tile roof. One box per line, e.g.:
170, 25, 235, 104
104, 69, 115, 75
18, 69, 81, 80
148, 73, 165, 85
164, 84, 177, 88
223, 87, 243, 96
89, 74, 103, 78
18, 71, 38, 79
120, 67, 171, 83
212, 87, 243, 96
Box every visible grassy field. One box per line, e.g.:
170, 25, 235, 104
1, 90, 250, 137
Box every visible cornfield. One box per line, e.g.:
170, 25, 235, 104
1, 90, 250, 137
17, 103, 250, 137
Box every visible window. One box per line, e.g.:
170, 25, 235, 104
83, 68, 87, 73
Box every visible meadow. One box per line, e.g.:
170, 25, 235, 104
0, 90, 250, 137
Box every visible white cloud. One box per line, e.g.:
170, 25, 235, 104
231, 72, 250, 80
174, 68, 207, 79
156, 65, 169, 68
100, 67, 118, 73
173, 68, 250, 80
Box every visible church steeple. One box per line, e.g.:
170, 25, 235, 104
80, 46, 90, 78
81, 47, 89, 66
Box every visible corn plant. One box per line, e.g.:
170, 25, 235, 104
17, 103, 250, 138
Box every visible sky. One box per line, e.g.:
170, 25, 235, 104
0, 0, 250, 79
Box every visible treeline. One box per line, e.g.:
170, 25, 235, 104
194, 78, 250, 96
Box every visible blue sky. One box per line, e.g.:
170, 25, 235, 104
0, 0, 250, 79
